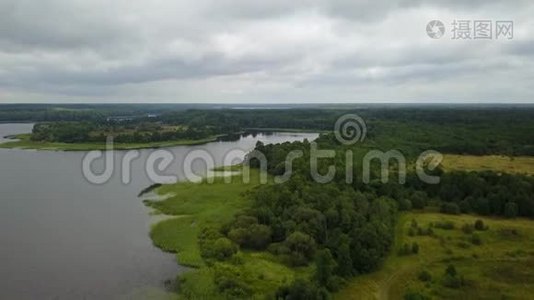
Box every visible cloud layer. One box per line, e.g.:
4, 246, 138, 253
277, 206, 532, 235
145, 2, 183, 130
0, 0, 533, 103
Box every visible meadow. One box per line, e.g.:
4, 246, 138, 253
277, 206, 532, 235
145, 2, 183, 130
336, 212, 534, 300
441, 154, 534, 175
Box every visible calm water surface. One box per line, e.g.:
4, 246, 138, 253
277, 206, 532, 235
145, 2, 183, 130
0, 123, 318, 299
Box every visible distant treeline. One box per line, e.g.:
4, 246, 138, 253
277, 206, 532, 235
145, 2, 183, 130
8, 106, 534, 156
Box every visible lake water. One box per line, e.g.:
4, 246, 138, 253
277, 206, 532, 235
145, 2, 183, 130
0, 123, 318, 299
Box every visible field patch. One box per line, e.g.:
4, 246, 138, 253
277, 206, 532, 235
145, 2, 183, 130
336, 212, 534, 300
442, 154, 534, 175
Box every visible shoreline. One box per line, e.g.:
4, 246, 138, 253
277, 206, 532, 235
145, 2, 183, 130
0, 129, 320, 151
0, 133, 223, 151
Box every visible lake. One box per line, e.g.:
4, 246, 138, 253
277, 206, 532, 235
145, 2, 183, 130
0, 123, 318, 299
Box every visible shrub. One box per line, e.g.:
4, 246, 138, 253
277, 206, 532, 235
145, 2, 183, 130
398, 243, 412, 256
418, 270, 432, 282
276, 279, 327, 300
474, 219, 487, 231
440, 202, 460, 215
212, 238, 238, 260
399, 199, 413, 211
283, 231, 317, 266
434, 221, 455, 230
459, 200, 471, 213
412, 242, 420, 254
445, 264, 457, 277
228, 224, 272, 250
411, 191, 428, 209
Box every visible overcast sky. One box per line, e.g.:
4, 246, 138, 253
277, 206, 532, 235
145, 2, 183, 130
0, 0, 533, 103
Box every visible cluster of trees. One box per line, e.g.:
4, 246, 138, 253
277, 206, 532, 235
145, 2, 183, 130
112, 126, 216, 143
221, 182, 397, 297
421, 171, 534, 218
31, 122, 95, 143
30, 121, 219, 144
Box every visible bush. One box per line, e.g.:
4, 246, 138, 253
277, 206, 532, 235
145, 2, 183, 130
411, 191, 428, 209
440, 202, 460, 215
418, 270, 432, 282
474, 219, 487, 231
445, 264, 457, 277
412, 242, 419, 254
434, 221, 455, 230
283, 231, 317, 266
398, 243, 412, 256
228, 224, 272, 250
399, 199, 413, 211
212, 238, 238, 260
276, 279, 327, 300
459, 200, 471, 213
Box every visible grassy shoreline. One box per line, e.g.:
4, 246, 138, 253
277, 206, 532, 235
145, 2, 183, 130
0, 133, 221, 151
144, 167, 311, 298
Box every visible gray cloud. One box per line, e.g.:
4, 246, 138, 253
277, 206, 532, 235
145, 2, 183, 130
0, 0, 533, 103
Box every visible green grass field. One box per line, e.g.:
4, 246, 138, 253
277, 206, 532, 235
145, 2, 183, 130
145, 167, 308, 298
442, 154, 534, 175
0, 133, 219, 151
336, 212, 534, 300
